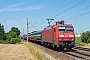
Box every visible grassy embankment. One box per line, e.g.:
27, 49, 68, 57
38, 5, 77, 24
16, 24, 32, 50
23, 41, 48, 60
75, 37, 88, 46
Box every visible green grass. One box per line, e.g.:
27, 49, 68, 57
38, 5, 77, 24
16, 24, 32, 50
23, 41, 48, 60
75, 37, 82, 43
75, 37, 87, 46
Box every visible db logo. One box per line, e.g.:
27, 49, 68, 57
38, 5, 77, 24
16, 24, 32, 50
65, 35, 68, 37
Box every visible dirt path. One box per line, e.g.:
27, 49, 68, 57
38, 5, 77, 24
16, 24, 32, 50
0, 44, 36, 60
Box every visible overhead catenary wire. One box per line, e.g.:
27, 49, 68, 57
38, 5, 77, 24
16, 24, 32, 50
36, 1, 65, 18
66, 11, 90, 20
30, 22, 37, 27
58, 5, 89, 21
58, 6, 89, 21
52, 0, 72, 18
30, 0, 88, 32
68, 6, 89, 16
35, 0, 71, 27
52, 0, 86, 18
34, 0, 65, 25
37, 0, 86, 24
66, 6, 89, 20
37, 0, 86, 27
48, 0, 66, 17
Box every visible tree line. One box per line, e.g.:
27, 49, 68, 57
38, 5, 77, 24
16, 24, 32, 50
0, 23, 21, 44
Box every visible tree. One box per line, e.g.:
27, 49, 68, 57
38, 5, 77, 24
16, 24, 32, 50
7, 31, 17, 40
10, 27, 20, 36
6, 27, 21, 44
81, 31, 90, 43
0, 23, 6, 40
0, 23, 2, 40
2, 25, 6, 40
0, 24, 21, 44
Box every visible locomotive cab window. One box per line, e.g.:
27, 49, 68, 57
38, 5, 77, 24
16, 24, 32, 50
66, 27, 73, 32
58, 26, 65, 32
58, 26, 73, 32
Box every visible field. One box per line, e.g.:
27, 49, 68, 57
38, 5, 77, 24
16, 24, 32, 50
0, 41, 49, 60
75, 37, 85, 46
0, 44, 36, 60
75, 37, 82, 43
75, 37, 90, 48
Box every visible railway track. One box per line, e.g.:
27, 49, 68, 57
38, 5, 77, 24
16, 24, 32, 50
63, 49, 90, 60
73, 47, 90, 51
66, 47, 90, 60
25, 40, 90, 60
60, 46, 90, 60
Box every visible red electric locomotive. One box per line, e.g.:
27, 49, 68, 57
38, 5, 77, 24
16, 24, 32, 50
42, 20, 75, 50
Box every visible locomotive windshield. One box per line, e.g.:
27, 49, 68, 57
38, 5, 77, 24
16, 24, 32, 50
58, 26, 73, 32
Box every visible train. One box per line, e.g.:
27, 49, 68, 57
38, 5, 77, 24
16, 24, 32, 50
22, 20, 75, 50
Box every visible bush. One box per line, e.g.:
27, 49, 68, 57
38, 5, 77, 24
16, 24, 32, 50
9, 37, 21, 44
0, 40, 8, 44
0, 37, 21, 44
81, 31, 90, 43
0, 26, 21, 44
5, 27, 21, 44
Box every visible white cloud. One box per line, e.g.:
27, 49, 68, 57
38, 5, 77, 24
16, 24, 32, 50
9, 5, 45, 11
24, 5, 45, 11
0, 2, 24, 12
0, 2, 45, 12
7, 2, 24, 8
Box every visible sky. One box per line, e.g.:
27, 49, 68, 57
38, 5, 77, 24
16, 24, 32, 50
0, 0, 90, 35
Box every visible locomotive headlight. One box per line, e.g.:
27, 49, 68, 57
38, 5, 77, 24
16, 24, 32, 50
59, 39, 62, 41
69, 35, 74, 37
71, 39, 74, 40
59, 35, 64, 37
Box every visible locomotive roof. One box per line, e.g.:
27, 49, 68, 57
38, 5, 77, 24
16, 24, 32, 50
43, 23, 73, 31
55, 20, 73, 26
58, 24, 73, 26
44, 25, 54, 30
